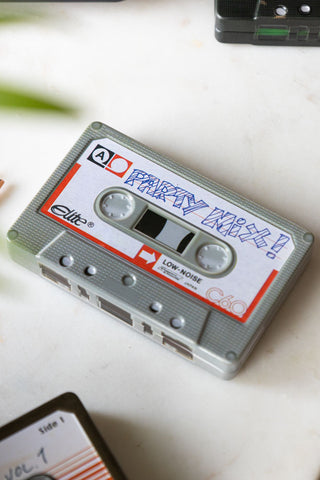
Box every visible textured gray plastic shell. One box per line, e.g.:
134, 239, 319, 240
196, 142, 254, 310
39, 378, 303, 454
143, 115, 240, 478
7, 122, 314, 379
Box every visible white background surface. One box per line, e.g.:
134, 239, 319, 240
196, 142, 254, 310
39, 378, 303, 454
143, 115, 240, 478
0, 1, 319, 479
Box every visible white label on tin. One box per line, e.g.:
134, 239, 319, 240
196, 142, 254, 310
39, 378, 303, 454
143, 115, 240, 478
0, 411, 113, 480
41, 138, 295, 322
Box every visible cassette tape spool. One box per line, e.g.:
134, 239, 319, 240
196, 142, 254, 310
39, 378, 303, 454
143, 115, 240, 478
7, 122, 314, 379
0, 393, 127, 480
215, 0, 320, 46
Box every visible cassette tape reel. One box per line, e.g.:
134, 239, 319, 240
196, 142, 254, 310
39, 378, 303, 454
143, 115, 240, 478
7, 122, 314, 379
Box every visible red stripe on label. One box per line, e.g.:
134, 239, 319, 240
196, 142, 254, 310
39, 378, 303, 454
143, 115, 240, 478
49, 446, 93, 475
94, 473, 113, 480
243, 269, 278, 319
52, 453, 99, 478
47, 440, 113, 479
66, 463, 105, 480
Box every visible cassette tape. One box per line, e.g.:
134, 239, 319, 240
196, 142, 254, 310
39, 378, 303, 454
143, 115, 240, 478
7, 122, 313, 379
215, 0, 320, 46
0, 393, 127, 480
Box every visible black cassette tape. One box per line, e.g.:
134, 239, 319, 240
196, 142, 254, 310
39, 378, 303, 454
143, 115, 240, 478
0, 393, 127, 480
215, 0, 320, 45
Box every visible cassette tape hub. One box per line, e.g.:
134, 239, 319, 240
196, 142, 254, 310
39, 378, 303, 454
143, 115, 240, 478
7, 122, 313, 379
215, 0, 320, 46
0, 393, 127, 480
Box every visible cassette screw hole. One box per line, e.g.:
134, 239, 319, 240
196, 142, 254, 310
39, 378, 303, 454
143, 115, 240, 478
275, 5, 288, 16
122, 274, 136, 287
299, 4, 311, 14
226, 351, 237, 361
84, 265, 97, 276
7, 229, 19, 240
60, 255, 74, 268
170, 317, 185, 329
149, 302, 162, 314
91, 121, 102, 130
303, 232, 314, 243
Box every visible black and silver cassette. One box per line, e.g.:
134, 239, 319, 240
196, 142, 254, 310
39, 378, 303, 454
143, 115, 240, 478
7, 122, 314, 379
0, 393, 127, 480
215, 0, 320, 46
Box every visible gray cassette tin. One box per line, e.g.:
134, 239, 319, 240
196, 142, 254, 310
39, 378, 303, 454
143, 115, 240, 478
7, 122, 314, 379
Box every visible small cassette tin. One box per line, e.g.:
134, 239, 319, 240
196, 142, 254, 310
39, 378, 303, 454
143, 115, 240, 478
215, 0, 320, 46
0, 393, 127, 480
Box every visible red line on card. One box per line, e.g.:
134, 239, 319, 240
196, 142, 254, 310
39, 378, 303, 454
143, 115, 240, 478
48, 446, 93, 475
80, 469, 112, 480
243, 269, 278, 320
65, 463, 105, 480
92, 472, 113, 480
52, 454, 99, 478
83, 470, 109, 480
41, 163, 81, 215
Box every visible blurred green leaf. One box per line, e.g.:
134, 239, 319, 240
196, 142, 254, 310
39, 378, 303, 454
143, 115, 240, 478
0, 9, 78, 115
0, 11, 38, 25
0, 85, 76, 114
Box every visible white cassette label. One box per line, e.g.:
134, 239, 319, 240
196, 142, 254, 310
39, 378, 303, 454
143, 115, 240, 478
0, 411, 113, 480
41, 138, 294, 322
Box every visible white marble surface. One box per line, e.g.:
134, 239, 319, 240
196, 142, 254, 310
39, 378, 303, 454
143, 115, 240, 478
0, 1, 319, 479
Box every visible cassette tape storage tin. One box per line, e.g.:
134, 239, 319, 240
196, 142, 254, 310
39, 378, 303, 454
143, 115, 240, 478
215, 0, 320, 46
0, 393, 127, 480
7, 122, 313, 379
